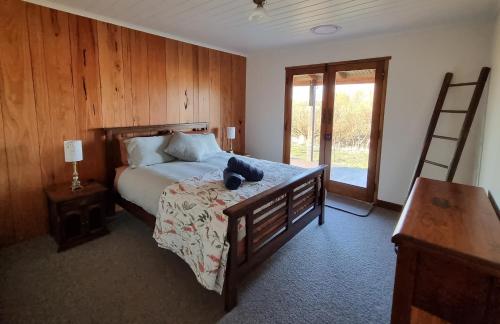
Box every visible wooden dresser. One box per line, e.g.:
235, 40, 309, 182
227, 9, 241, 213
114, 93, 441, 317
391, 178, 500, 324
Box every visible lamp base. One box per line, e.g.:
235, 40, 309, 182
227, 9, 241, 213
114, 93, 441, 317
71, 162, 83, 191
71, 180, 82, 192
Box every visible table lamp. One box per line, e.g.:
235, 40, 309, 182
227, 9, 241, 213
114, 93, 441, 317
227, 127, 236, 153
64, 140, 83, 191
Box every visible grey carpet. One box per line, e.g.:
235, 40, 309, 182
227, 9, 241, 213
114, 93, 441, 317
0, 207, 399, 324
325, 193, 374, 216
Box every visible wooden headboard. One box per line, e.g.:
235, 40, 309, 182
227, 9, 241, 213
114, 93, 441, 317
102, 122, 212, 188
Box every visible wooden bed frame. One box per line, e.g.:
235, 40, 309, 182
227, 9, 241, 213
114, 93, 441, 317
103, 122, 326, 311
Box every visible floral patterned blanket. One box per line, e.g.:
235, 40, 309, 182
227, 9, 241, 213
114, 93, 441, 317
153, 157, 302, 293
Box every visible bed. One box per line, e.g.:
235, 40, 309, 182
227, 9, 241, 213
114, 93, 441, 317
103, 122, 326, 311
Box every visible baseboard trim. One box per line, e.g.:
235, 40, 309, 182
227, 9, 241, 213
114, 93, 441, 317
488, 191, 499, 217
375, 199, 403, 212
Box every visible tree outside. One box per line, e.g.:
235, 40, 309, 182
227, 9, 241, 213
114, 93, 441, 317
290, 83, 374, 174
290, 85, 322, 166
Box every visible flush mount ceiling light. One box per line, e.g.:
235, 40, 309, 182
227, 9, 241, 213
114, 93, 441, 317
311, 24, 342, 35
249, 0, 268, 22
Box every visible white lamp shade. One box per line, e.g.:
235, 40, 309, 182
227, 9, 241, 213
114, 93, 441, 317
227, 127, 236, 140
64, 140, 83, 162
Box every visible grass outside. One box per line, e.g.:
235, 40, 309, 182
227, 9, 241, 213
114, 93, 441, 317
291, 143, 368, 169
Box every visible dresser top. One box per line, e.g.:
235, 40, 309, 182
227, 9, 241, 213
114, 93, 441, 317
393, 178, 500, 269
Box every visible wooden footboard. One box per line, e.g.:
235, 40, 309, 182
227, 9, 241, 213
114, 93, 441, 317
223, 165, 326, 311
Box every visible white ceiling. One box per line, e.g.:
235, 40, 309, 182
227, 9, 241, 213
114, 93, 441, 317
27, 0, 498, 54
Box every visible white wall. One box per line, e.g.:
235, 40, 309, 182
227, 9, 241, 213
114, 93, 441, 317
245, 22, 493, 205
479, 13, 500, 203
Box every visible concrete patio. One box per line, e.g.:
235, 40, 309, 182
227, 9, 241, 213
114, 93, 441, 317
330, 166, 367, 188
290, 159, 367, 188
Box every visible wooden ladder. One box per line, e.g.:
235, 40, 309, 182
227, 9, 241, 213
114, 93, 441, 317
409, 67, 491, 192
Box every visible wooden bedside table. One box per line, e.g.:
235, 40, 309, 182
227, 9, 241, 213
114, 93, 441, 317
45, 181, 109, 252
232, 151, 251, 157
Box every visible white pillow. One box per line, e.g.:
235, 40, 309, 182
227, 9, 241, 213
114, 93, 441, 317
124, 135, 175, 168
164, 132, 222, 162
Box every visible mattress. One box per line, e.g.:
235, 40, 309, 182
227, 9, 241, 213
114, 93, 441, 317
116, 152, 234, 215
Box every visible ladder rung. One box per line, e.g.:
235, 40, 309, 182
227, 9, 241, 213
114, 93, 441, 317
424, 160, 449, 169
449, 82, 478, 87
432, 135, 459, 141
440, 109, 468, 114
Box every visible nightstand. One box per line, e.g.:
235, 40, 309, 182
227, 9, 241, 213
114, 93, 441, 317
45, 181, 109, 252
231, 151, 251, 157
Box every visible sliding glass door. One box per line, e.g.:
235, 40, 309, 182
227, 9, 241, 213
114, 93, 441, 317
284, 58, 389, 202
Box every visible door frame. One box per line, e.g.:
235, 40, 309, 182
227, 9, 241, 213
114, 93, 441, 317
283, 57, 390, 202
325, 58, 389, 201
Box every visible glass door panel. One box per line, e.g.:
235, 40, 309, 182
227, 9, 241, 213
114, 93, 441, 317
289, 73, 324, 168
331, 69, 375, 188
324, 60, 385, 202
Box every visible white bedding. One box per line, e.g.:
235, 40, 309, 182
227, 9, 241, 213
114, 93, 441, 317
116, 152, 234, 215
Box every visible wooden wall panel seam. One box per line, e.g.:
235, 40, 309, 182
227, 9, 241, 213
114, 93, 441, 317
26, 4, 56, 187
95, 20, 104, 127
97, 22, 126, 127
94, 20, 104, 126
197, 47, 210, 124
0, 84, 15, 244
193, 46, 199, 123
209, 49, 221, 143
127, 30, 150, 126
64, 13, 80, 143
145, 33, 151, 125
178, 42, 194, 123
121, 28, 134, 126
39, 8, 78, 184
25, 4, 51, 187
146, 34, 167, 124
69, 16, 105, 182
220, 52, 232, 151
230, 55, 246, 154
165, 38, 180, 124
146, 35, 151, 125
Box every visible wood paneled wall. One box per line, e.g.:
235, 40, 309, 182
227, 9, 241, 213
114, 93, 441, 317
0, 0, 246, 245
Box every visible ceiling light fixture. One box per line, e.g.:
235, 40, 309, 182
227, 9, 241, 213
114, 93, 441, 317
311, 24, 342, 35
249, 0, 268, 22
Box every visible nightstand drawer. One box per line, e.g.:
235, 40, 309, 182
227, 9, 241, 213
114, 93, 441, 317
59, 193, 104, 212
